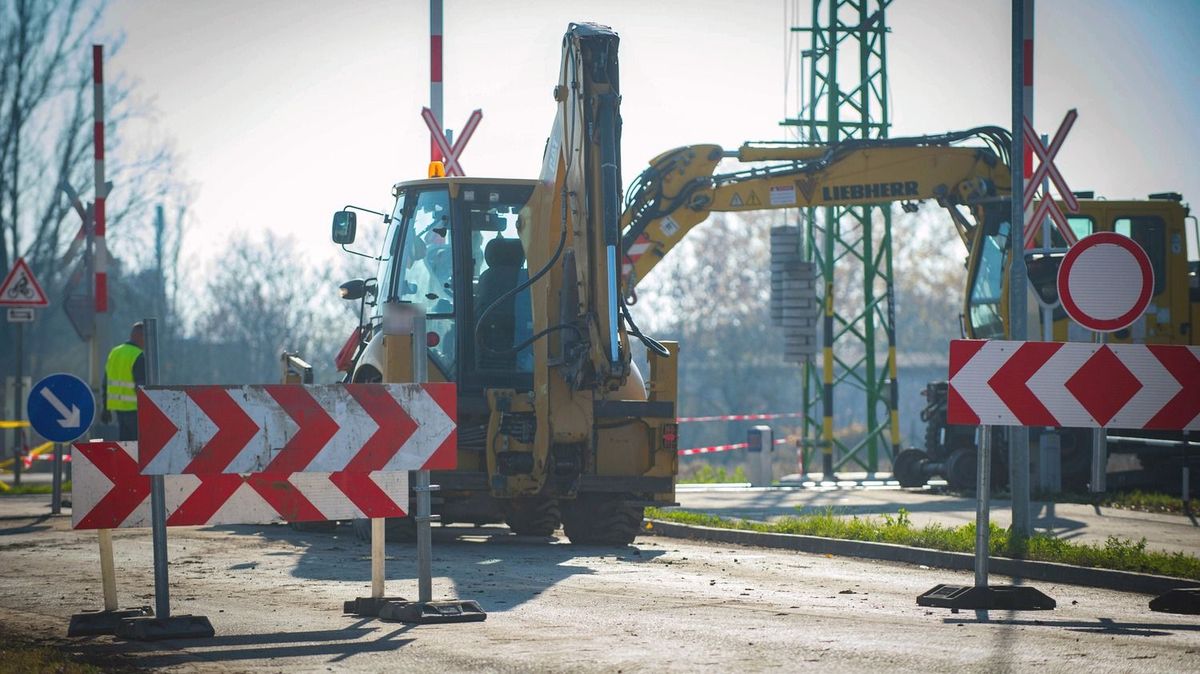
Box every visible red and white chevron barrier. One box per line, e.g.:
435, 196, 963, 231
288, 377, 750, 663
71, 441, 409, 530
676, 412, 804, 424
138, 384, 456, 476
948, 340, 1200, 430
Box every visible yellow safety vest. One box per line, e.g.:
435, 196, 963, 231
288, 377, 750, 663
105, 343, 142, 412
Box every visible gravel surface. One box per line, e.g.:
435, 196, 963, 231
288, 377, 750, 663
0, 506, 1197, 672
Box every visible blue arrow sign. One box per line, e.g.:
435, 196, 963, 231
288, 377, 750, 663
27, 373, 95, 443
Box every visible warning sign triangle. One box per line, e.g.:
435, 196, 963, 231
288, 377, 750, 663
729, 193, 744, 208
0, 257, 49, 307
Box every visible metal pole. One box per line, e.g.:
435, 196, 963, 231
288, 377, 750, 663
51, 443, 62, 514
1008, 0, 1032, 540
429, 0, 444, 163
1090, 332, 1107, 493
975, 426, 992, 588
1183, 432, 1191, 512
413, 313, 433, 604
144, 317, 169, 619
13, 324, 23, 486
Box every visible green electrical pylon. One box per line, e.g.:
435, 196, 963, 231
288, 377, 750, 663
784, 0, 900, 477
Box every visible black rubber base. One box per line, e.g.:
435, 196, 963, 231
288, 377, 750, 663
1149, 588, 1200, 615
343, 596, 408, 617
115, 615, 215, 641
917, 584, 1056, 610
67, 607, 153, 637
378, 599, 487, 624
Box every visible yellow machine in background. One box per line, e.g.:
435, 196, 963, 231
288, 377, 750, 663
615, 130, 1198, 489
330, 24, 677, 545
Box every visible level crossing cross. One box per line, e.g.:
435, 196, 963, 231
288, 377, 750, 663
421, 107, 482, 177
1022, 109, 1080, 249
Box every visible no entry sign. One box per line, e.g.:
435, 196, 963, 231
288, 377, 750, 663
1057, 232, 1153, 332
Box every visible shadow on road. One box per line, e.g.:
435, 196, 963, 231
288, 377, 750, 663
70, 622, 417, 668
203, 522, 664, 614
943, 616, 1200, 637
0, 515, 52, 536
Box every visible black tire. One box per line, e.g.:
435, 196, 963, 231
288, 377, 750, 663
505, 498, 562, 537
561, 496, 643, 546
352, 516, 417, 543
893, 448, 929, 488
944, 448, 977, 492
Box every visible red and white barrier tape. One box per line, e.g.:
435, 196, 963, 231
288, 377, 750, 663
676, 412, 804, 423
678, 437, 790, 456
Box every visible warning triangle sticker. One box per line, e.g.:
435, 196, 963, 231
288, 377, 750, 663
0, 257, 49, 307
746, 192, 762, 206
729, 193, 744, 207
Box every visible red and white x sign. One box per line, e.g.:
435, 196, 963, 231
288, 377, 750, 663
1022, 109, 1080, 250
422, 107, 482, 177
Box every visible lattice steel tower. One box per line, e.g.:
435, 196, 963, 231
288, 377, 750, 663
784, 0, 899, 476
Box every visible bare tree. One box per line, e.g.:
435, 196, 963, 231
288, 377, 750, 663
191, 233, 356, 385
1, 0, 191, 409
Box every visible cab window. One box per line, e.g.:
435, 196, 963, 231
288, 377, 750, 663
1115, 216, 1165, 294
392, 187, 456, 374
1048, 215, 1093, 248
967, 221, 1009, 339
461, 187, 534, 373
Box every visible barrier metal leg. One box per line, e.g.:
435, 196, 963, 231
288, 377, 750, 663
916, 426, 1056, 611
68, 529, 152, 636
115, 318, 213, 641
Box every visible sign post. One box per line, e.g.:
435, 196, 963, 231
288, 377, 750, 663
1057, 232, 1154, 493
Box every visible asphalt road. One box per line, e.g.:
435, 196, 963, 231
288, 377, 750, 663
676, 484, 1200, 556
0, 497, 1196, 672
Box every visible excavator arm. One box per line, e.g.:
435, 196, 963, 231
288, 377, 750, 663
618, 128, 1014, 292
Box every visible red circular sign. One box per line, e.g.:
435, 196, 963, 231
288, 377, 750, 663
1056, 232, 1153, 332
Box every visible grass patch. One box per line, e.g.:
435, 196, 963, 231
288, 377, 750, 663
1055, 490, 1198, 515
0, 481, 70, 495
679, 465, 747, 484
646, 506, 1200, 580
0, 625, 113, 674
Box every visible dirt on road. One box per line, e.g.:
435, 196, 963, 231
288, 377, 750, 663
0, 507, 1196, 672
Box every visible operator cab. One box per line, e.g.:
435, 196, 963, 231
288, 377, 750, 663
370, 177, 538, 391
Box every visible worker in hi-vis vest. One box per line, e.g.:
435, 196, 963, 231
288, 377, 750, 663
101, 322, 146, 441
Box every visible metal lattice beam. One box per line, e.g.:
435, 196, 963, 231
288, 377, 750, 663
785, 0, 900, 476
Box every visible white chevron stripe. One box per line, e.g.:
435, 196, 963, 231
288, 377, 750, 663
371, 471, 409, 515
141, 390, 218, 475
207, 481, 280, 525
1026, 344, 1097, 427
1108, 345, 1180, 429
949, 341, 1018, 425
305, 386, 378, 472
382, 385, 455, 471
290, 472, 362, 519
224, 387, 299, 474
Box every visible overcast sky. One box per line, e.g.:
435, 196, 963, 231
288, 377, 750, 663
104, 0, 1200, 267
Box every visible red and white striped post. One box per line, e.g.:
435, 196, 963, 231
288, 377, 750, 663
92, 45, 108, 314
429, 0, 444, 163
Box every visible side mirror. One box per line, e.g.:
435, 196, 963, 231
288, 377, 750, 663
340, 279, 367, 301
332, 211, 357, 244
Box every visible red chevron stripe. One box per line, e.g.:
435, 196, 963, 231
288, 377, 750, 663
136, 390, 178, 471
343, 384, 417, 472
329, 472, 407, 518
424, 382, 458, 470
948, 340, 987, 380
74, 442, 150, 530
946, 384, 980, 426
262, 385, 338, 473
184, 387, 259, 475
166, 473, 244, 526
245, 473, 326, 522
987, 341, 1062, 426
1146, 346, 1200, 430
